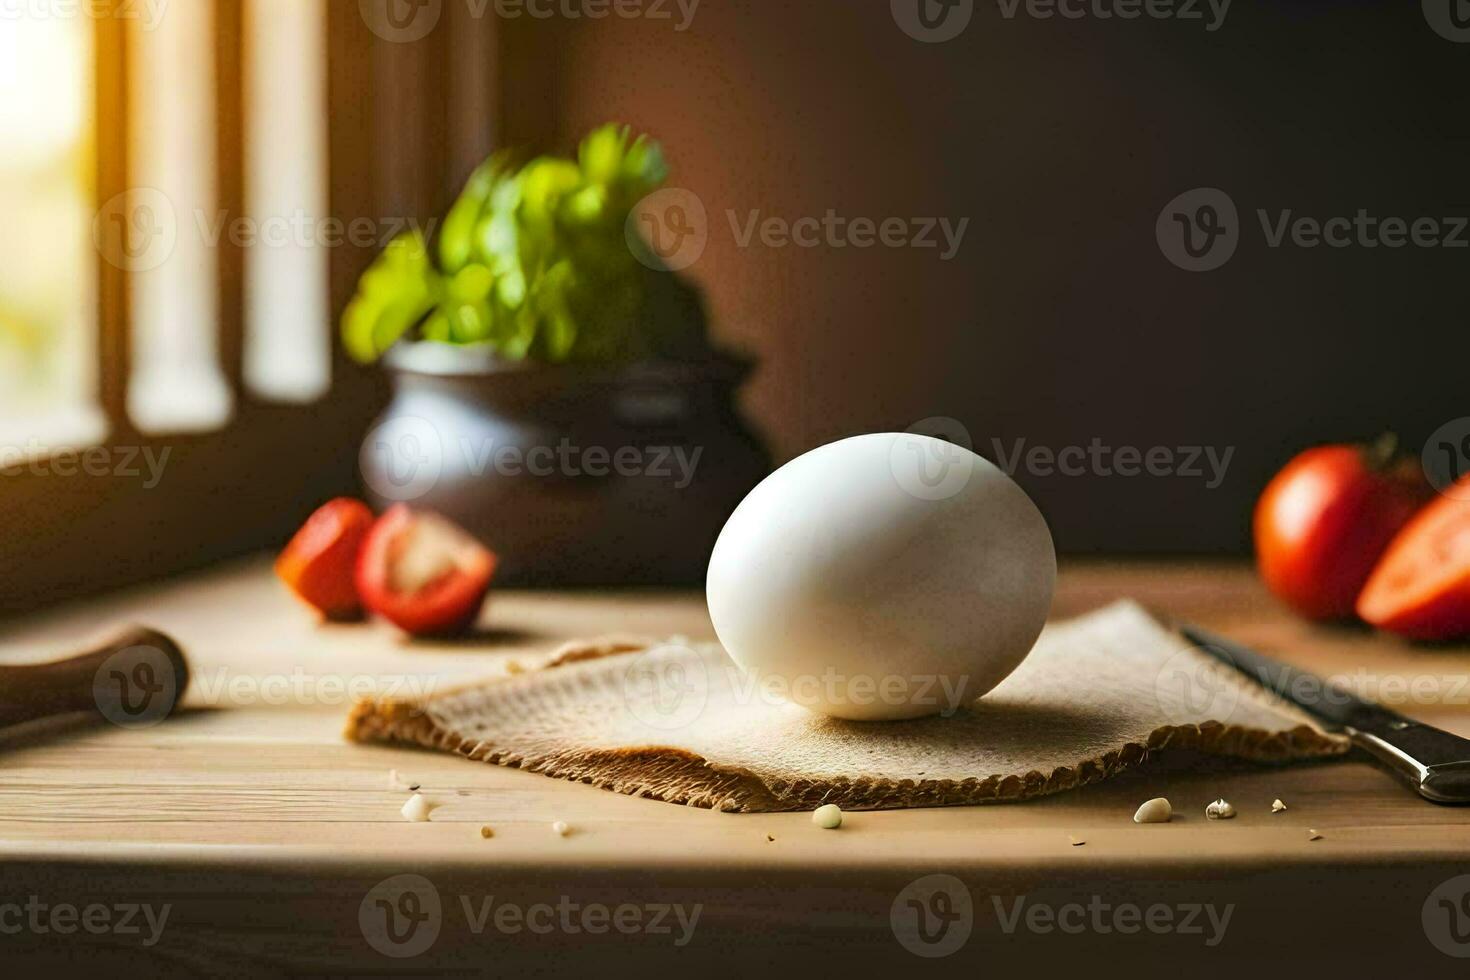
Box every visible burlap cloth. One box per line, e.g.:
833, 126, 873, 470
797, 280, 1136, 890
345, 601, 1349, 812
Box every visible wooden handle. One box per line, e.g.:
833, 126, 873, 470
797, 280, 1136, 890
0, 626, 190, 730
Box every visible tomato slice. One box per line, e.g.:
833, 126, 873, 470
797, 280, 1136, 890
356, 505, 497, 636
275, 498, 375, 620
1358, 483, 1470, 640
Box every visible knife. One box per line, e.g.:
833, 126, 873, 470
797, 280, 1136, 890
1180, 624, 1470, 805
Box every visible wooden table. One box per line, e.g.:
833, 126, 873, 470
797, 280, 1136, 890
3, 558, 1469, 974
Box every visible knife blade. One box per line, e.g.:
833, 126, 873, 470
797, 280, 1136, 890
1180, 623, 1470, 805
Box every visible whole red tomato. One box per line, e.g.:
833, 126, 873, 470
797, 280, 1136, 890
1253, 441, 1430, 621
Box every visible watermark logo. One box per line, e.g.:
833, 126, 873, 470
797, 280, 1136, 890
359, 0, 442, 42
191, 668, 439, 708
627, 188, 708, 272
360, 876, 701, 957
94, 187, 177, 273
1423, 417, 1470, 500
360, 874, 443, 959
620, 651, 978, 728
194, 210, 434, 251
995, 0, 1230, 30
1161, 190, 1470, 271
884, 420, 1236, 493
728, 210, 969, 261
93, 645, 180, 729
360, 415, 706, 502
360, 415, 445, 503
891, 874, 974, 957
891, 0, 974, 43
992, 895, 1232, 945
495, 0, 700, 29
990, 437, 1234, 489
621, 644, 710, 731
1423, 874, 1470, 957
1152, 643, 1241, 726
890, 418, 977, 502
361, 0, 698, 39
1157, 187, 1239, 272
97, 196, 434, 262
0, 0, 172, 30
627, 191, 968, 269
1424, 0, 1470, 42
0, 896, 171, 946
0, 443, 172, 488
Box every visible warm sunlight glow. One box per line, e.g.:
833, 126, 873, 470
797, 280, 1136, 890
0, 16, 104, 450
0, 19, 87, 168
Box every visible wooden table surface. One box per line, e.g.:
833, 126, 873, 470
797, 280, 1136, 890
4, 557, 1469, 974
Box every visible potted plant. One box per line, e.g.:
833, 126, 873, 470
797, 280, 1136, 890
344, 124, 771, 586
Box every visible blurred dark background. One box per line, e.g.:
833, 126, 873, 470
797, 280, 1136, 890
3, 0, 1468, 608
494, 0, 1470, 554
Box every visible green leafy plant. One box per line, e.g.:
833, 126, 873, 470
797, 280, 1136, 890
343, 124, 709, 364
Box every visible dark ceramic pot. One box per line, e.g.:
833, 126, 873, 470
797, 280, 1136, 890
359, 343, 772, 586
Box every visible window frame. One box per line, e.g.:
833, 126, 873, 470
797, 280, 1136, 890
0, 0, 499, 614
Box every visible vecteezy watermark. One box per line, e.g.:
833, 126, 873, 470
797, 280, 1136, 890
189, 669, 440, 709
1159, 187, 1470, 271
0, 0, 171, 29
94, 189, 438, 272
490, 0, 699, 29
626, 190, 970, 271
889, 876, 1234, 956
360, 415, 704, 504
193, 211, 437, 253
359, 0, 698, 43
1423, 417, 1470, 500
1295, 669, 1470, 709
891, 0, 1229, 43
1154, 638, 1470, 728
1152, 642, 1242, 727
620, 643, 981, 732
1424, 874, 1470, 957
891, 418, 979, 502
358, 875, 702, 959
0, 443, 172, 488
990, 895, 1233, 946
990, 437, 1235, 489
995, 0, 1230, 30
891, 0, 974, 42
887, 417, 1235, 499
622, 644, 711, 731
726, 210, 969, 261
891, 875, 975, 957
1156, 187, 1239, 272
0, 896, 171, 947
93, 644, 182, 729
1423, 0, 1470, 43
94, 188, 178, 274
626, 188, 709, 272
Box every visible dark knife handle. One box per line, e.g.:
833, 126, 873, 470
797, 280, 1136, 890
0, 626, 190, 730
1348, 721, 1470, 804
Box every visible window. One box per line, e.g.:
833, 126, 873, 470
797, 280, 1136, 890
0, 13, 103, 451
0, 1, 498, 612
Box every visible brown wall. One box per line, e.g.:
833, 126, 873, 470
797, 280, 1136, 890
499, 0, 1470, 554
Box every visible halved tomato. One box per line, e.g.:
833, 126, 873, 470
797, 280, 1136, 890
1358, 479, 1470, 641
356, 505, 497, 636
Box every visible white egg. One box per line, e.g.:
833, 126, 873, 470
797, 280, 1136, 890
706, 432, 1056, 721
